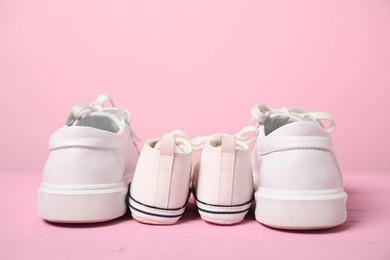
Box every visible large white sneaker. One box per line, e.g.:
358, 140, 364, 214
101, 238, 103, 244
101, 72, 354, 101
251, 104, 347, 229
129, 130, 192, 225
38, 94, 139, 223
191, 126, 257, 225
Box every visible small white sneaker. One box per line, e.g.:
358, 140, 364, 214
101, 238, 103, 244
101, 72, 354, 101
38, 94, 139, 223
251, 104, 347, 229
129, 130, 192, 225
191, 126, 257, 225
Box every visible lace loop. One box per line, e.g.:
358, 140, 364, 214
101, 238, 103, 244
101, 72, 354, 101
191, 125, 258, 151
65, 94, 129, 126
153, 130, 192, 154
251, 104, 336, 132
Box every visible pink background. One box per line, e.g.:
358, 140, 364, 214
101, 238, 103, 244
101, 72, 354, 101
1, 0, 390, 173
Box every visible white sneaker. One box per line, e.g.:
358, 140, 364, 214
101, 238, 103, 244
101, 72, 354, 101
129, 130, 192, 225
191, 126, 257, 225
251, 104, 347, 229
38, 94, 139, 223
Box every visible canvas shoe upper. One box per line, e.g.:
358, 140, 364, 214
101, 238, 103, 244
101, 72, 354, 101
251, 104, 347, 229
38, 94, 139, 223
191, 126, 257, 225
129, 130, 192, 225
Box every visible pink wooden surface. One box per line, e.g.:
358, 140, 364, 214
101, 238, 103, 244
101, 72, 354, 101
0, 172, 389, 259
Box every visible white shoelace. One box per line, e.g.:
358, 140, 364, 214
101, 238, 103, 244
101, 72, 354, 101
64, 94, 140, 143
153, 130, 192, 153
251, 104, 336, 132
65, 94, 130, 126
191, 125, 258, 151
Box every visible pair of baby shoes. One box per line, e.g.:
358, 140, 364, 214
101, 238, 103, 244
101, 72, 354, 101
38, 94, 347, 229
129, 126, 256, 225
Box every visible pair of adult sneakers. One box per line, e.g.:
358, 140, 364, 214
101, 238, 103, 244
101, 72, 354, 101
38, 94, 347, 229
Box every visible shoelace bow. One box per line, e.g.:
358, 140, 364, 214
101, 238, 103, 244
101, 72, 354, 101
154, 130, 191, 153
251, 104, 336, 132
191, 125, 258, 151
64, 94, 140, 143
65, 94, 130, 126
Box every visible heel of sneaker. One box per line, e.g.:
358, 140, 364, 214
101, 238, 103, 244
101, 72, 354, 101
128, 194, 187, 225
255, 187, 347, 229
195, 197, 252, 225
38, 185, 128, 223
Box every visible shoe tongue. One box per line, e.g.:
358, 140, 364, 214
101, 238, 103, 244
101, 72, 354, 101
264, 112, 318, 136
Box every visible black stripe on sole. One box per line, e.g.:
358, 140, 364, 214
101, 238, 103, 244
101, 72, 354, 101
129, 204, 184, 218
197, 206, 251, 215
128, 188, 190, 211
193, 191, 253, 208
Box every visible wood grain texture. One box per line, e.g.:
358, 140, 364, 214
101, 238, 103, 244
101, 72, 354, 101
0, 173, 389, 259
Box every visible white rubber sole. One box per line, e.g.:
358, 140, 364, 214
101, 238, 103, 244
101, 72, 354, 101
128, 194, 187, 225
38, 182, 128, 223
195, 197, 252, 225
255, 187, 347, 230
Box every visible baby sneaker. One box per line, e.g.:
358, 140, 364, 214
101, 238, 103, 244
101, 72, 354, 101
251, 104, 347, 229
129, 130, 192, 225
38, 94, 139, 223
191, 126, 257, 225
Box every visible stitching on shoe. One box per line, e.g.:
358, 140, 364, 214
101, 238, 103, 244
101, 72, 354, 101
259, 147, 332, 156
50, 145, 118, 151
